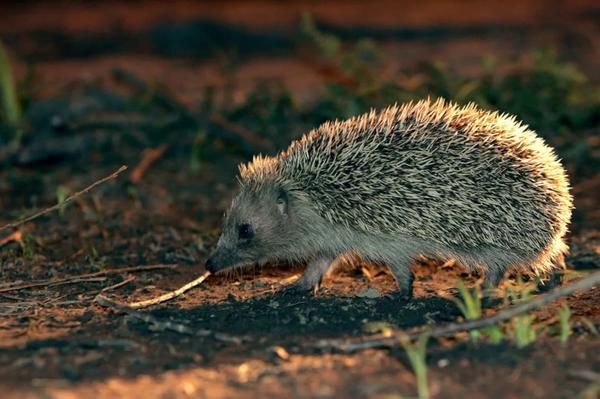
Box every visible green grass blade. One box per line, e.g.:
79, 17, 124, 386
0, 39, 21, 128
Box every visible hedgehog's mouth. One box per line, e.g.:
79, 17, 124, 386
205, 255, 270, 274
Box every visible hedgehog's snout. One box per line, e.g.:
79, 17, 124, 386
205, 250, 231, 273
204, 256, 217, 273
204, 245, 227, 273
205, 240, 242, 273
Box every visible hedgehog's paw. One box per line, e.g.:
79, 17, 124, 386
278, 280, 317, 296
388, 265, 414, 301
278, 257, 333, 296
535, 272, 563, 293
384, 289, 413, 303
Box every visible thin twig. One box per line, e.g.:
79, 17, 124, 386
0, 264, 177, 294
314, 271, 600, 352
101, 275, 136, 293
124, 271, 211, 309
568, 370, 600, 383
0, 165, 128, 233
130, 145, 167, 184
94, 295, 196, 334
0, 230, 22, 247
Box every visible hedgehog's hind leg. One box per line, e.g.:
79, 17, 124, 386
482, 271, 505, 293
477, 247, 525, 289
483, 267, 505, 289
536, 272, 563, 292
536, 251, 566, 292
386, 258, 415, 300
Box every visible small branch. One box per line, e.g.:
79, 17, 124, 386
94, 294, 196, 334
0, 230, 22, 247
0, 165, 128, 233
315, 271, 600, 352
101, 276, 136, 293
121, 271, 211, 309
568, 369, 600, 383
130, 145, 167, 184
0, 264, 177, 294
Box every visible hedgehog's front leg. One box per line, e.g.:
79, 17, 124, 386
282, 256, 334, 294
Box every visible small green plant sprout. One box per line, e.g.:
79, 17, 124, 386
503, 274, 534, 305
88, 246, 107, 269
400, 333, 430, 399
484, 325, 504, 344
576, 381, 600, 399
452, 279, 483, 341
503, 276, 538, 347
300, 13, 342, 63
18, 233, 43, 260
0, 39, 21, 130
300, 12, 383, 98
190, 129, 208, 174
452, 279, 504, 343
557, 303, 571, 344
513, 313, 537, 348
55, 185, 71, 216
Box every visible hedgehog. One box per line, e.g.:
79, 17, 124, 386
205, 98, 572, 299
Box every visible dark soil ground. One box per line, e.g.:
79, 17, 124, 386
0, 1, 599, 398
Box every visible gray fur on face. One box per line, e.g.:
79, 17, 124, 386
206, 187, 291, 271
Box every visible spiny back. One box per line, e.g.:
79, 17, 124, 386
239, 98, 572, 253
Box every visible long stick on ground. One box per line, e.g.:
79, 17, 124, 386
0, 264, 176, 294
112, 271, 212, 309
94, 271, 251, 344
0, 165, 128, 233
316, 271, 600, 352
94, 294, 196, 334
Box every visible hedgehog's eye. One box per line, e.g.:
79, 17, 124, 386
238, 223, 254, 240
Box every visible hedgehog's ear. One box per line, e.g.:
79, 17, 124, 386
276, 188, 288, 216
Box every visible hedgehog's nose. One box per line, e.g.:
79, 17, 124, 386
205, 257, 217, 273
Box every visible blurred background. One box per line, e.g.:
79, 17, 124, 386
1, 1, 598, 211
1, 1, 599, 212
0, 2, 599, 398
